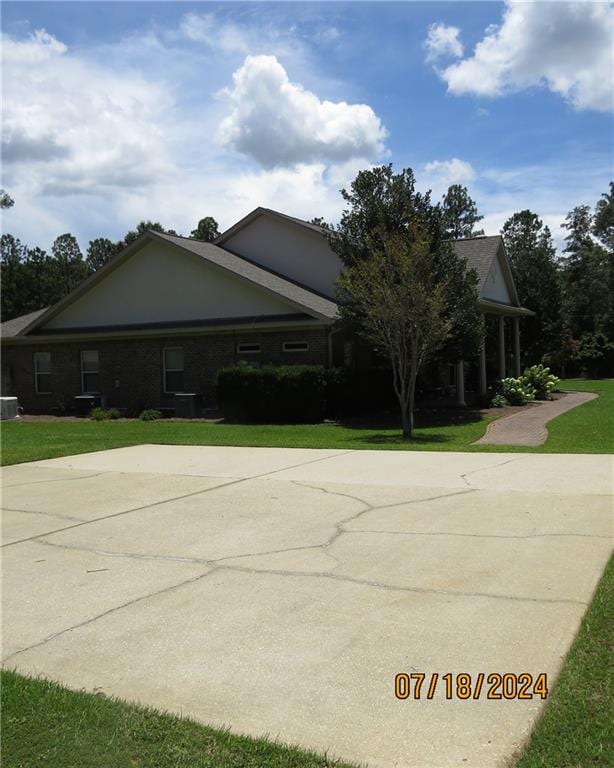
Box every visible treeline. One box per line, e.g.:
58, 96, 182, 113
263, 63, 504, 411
0, 216, 220, 323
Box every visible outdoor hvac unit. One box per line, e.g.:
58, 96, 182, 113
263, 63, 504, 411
0, 397, 19, 420
174, 393, 202, 419
74, 394, 103, 416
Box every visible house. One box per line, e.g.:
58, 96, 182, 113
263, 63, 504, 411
0, 208, 532, 414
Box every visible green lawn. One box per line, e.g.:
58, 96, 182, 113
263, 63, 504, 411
516, 555, 613, 768
1, 379, 612, 466
0, 670, 357, 768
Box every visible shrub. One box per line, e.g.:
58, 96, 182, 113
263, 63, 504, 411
139, 408, 162, 421
90, 407, 121, 421
490, 393, 507, 408
522, 364, 559, 400
499, 377, 536, 406
216, 363, 328, 422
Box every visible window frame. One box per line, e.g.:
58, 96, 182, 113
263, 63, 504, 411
282, 341, 310, 353
237, 343, 261, 355
80, 350, 100, 394
163, 346, 185, 394
34, 351, 52, 395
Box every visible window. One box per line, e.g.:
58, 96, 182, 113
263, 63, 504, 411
282, 341, 309, 353
237, 343, 261, 354
163, 347, 184, 393
81, 350, 100, 393
34, 352, 51, 394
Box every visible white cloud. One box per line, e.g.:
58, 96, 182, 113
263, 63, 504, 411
216, 54, 388, 168
2, 28, 174, 197
423, 158, 476, 191
438, 1, 614, 111
424, 23, 463, 64
179, 12, 250, 54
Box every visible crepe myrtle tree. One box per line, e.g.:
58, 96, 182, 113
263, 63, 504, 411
329, 165, 483, 440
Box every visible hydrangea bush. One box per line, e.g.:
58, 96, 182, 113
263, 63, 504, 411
491, 364, 560, 407
522, 364, 560, 400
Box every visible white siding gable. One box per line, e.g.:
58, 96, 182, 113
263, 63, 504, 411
481, 252, 512, 304
44, 240, 300, 330
222, 214, 342, 298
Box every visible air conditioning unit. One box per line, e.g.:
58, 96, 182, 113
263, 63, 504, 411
0, 397, 19, 420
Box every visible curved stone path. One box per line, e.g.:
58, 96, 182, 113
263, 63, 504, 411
475, 390, 597, 447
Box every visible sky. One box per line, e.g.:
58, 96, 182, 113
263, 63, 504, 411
1, 1, 613, 254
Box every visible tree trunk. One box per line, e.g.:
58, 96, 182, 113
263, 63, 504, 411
400, 399, 411, 440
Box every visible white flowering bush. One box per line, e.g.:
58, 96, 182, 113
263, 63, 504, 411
499, 377, 536, 405
522, 364, 559, 400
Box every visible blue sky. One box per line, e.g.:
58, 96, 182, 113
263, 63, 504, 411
2, 1, 613, 252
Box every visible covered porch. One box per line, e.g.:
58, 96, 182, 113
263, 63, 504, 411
455, 300, 535, 406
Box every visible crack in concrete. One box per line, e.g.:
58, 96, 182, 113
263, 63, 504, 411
2, 471, 107, 488
2, 450, 353, 550
212, 562, 588, 607
1, 569, 215, 665
1, 506, 85, 523
344, 529, 614, 541
460, 457, 525, 488
1, 480, 240, 549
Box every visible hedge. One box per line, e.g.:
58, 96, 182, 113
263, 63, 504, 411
216, 363, 397, 423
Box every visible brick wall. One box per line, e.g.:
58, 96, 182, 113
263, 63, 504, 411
1, 327, 330, 415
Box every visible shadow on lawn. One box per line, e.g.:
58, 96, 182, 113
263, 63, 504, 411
337, 406, 487, 445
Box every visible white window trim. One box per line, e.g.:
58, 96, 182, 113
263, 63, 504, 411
282, 341, 310, 353
163, 347, 185, 394
80, 350, 100, 394
34, 352, 51, 395
237, 343, 261, 354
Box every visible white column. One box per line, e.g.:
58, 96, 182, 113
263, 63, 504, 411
498, 316, 506, 379
513, 317, 521, 377
479, 339, 487, 396
456, 360, 465, 406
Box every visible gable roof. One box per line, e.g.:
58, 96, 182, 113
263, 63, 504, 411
452, 235, 521, 307
219, 209, 526, 309
12, 230, 338, 337
215, 207, 325, 246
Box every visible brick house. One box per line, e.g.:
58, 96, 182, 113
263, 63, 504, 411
0, 208, 532, 414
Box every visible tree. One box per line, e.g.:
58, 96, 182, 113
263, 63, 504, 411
87, 238, 120, 271
441, 184, 484, 239
330, 165, 483, 439
22, 247, 59, 313
501, 210, 561, 364
560, 204, 611, 339
52, 233, 89, 295
121, 221, 177, 248
1, 234, 26, 320
0, 189, 14, 209
191, 216, 220, 241
593, 181, 614, 252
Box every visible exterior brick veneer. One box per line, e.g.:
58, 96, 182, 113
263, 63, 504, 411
1, 327, 330, 415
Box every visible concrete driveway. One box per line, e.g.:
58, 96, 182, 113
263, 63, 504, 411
2, 445, 612, 767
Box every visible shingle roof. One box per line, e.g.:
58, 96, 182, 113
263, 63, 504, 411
452, 235, 502, 292
153, 231, 338, 321
1, 308, 49, 338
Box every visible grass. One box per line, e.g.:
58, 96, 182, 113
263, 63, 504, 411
0, 670, 357, 768
515, 555, 613, 768
1, 379, 612, 466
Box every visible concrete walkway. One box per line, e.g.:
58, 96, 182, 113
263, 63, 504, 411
475, 391, 597, 446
